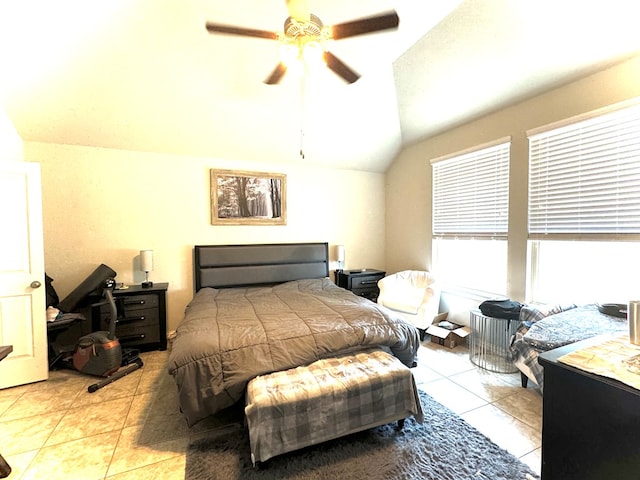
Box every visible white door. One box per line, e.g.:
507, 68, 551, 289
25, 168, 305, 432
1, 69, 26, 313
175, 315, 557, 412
0, 162, 48, 389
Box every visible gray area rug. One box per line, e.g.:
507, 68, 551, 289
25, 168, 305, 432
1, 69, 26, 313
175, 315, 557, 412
185, 390, 540, 480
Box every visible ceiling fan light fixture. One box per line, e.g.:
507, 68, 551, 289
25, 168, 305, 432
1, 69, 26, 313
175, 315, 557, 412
279, 42, 299, 67
302, 40, 324, 67
279, 37, 325, 72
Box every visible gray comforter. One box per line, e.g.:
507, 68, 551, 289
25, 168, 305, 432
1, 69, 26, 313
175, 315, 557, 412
167, 278, 420, 426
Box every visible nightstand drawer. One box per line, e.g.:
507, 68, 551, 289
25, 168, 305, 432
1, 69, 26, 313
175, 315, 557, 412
117, 294, 158, 312
336, 269, 385, 302
99, 306, 159, 342
99, 308, 159, 329
115, 321, 161, 346
351, 275, 383, 290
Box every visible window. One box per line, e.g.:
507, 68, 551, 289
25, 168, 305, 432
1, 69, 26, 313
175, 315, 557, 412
432, 139, 510, 294
528, 240, 640, 304
527, 98, 640, 303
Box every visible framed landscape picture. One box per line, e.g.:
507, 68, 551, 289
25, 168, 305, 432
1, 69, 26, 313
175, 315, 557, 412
210, 169, 287, 225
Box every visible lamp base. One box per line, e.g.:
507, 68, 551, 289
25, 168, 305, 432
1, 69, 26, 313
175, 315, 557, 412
141, 281, 153, 288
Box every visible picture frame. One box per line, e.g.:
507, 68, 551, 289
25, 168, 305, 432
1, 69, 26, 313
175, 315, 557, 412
210, 169, 287, 225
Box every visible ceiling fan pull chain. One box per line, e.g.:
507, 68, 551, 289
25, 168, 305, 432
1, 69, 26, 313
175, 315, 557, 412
299, 78, 306, 159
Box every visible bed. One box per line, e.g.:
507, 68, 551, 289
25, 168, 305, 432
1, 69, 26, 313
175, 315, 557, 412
167, 243, 421, 427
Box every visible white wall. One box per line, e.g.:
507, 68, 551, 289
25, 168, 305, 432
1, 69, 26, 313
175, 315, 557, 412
0, 107, 23, 161
385, 54, 640, 325
24, 142, 386, 332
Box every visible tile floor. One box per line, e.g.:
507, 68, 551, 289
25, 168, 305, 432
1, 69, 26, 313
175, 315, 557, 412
0, 340, 542, 479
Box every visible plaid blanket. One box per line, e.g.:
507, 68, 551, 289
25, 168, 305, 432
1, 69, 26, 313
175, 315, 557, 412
245, 348, 423, 464
509, 304, 574, 389
509, 303, 628, 390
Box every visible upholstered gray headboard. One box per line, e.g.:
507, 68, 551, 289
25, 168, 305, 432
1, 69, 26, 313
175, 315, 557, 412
194, 243, 329, 291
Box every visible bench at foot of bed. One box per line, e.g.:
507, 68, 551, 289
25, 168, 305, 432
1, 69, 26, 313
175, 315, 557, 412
244, 347, 424, 466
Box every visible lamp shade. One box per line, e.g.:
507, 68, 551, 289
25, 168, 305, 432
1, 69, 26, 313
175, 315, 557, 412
336, 245, 345, 263
140, 250, 153, 272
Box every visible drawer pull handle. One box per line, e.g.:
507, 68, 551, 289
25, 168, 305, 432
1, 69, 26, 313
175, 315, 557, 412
117, 316, 145, 324
119, 334, 146, 342
360, 280, 378, 285
124, 300, 146, 305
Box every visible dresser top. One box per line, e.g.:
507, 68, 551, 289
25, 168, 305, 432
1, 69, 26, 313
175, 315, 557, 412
113, 282, 168, 294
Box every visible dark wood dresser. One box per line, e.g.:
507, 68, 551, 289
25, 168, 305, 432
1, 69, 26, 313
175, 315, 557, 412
336, 269, 385, 301
539, 338, 640, 479
93, 283, 168, 351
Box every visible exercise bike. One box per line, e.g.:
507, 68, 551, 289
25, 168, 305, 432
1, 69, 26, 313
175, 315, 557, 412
49, 277, 143, 393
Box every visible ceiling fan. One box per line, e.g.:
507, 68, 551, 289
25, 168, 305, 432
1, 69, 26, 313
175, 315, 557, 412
205, 0, 399, 85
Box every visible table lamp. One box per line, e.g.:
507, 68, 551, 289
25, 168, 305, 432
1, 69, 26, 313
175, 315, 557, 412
336, 245, 345, 272
140, 249, 153, 288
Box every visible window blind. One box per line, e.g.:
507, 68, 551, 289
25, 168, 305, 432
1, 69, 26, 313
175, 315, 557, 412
432, 140, 510, 237
528, 100, 640, 238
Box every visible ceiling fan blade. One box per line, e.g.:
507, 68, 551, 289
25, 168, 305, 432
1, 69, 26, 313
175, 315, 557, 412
206, 22, 278, 40
329, 11, 399, 40
264, 63, 288, 85
323, 51, 360, 84
286, 0, 310, 23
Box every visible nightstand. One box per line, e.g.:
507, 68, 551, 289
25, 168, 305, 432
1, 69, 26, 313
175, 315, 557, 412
93, 283, 168, 351
336, 269, 385, 301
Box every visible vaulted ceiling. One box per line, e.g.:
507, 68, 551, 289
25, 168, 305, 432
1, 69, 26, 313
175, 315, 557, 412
1, 1, 639, 172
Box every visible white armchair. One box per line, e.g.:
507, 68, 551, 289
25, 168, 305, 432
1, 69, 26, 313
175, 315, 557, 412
377, 270, 441, 338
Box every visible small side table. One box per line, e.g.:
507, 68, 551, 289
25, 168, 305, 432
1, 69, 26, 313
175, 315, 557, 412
469, 309, 519, 373
336, 269, 385, 302
0, 345, 13, 478
92, 283, 168, 351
